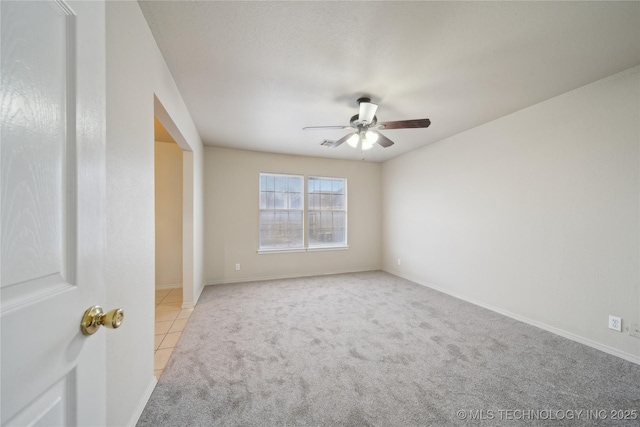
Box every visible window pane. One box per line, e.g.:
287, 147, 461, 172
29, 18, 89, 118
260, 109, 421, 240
265, 191, 274, 209
309, 177, 319, 193
259, 211, 276, 247
288, 177, 301, 193
308, 177, 346, 247
274, 211, 287, 227
287, 211, 303, 247
332, 194, 344, 210
328, 212, 346, 245
320, 179, 332, 192
264, 174, 275, 191
332, 227, 345, 244
309, 193, 319, 210
275, 176, 288, 192
308, 212, 319, 229
274, 191, 286, 209
332, 179, 344, 194
278, 211, 301, 248
260, 211, 274, 228
320, 211, 333, 229
290, 192, 302, 210
289, 211, 303, 226
308, 212, 322, 245
320, 194, 332, 210
259, 173, 303, 249
333, 211, 346, 229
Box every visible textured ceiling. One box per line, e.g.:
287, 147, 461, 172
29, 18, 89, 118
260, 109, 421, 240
139, 1, 640, 163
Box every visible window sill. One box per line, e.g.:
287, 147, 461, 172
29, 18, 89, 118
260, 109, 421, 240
306, 245, 350, 252
257, 245, 350, 254
257, 248, 306, 255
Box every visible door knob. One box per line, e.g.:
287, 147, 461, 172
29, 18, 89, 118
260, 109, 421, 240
81, 306, 124, 336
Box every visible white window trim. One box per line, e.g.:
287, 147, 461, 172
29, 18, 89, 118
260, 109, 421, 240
307, 175, 347, 249
257, 245, 349, 255
305, 245, 349, 252
258, 172, 305, 251
257, 173, 349, 254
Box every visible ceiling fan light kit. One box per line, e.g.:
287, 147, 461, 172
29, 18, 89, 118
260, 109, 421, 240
304, 97, 431, 150
347, 129, 378, 150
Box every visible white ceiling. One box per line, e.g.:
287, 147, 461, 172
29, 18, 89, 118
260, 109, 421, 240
139, 1, 640, 163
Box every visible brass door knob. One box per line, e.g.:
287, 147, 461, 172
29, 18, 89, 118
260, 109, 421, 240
81, 306, 124, 336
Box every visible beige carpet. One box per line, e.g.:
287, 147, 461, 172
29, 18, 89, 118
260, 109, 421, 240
138, 271, 640, 426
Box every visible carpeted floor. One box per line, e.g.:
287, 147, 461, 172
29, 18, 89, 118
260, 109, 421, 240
138, 271, 640, 426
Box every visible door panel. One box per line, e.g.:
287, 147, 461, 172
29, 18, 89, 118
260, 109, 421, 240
5, 373, 75, 427
1, 0, 75, 310
1, 1, 106, 425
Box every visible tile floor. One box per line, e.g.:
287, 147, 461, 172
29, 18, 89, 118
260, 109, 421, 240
155, 288, 193, 379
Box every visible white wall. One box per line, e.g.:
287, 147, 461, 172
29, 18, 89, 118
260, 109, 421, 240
105, 2, 204, 425
382, 66, 640, 363
155, 141, 183, 289
204, 147, 381, 283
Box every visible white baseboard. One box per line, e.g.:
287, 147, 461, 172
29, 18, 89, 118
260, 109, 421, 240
384, 268, 640, 365
182, 283, 204, 309
127, 375, 157, 427
205, 268, 379, 287
155, 283, 182, 291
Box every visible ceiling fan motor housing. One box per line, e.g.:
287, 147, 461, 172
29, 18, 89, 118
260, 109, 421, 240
350, 114, 377, 128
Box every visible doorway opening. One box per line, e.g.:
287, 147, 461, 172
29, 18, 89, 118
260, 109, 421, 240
152, 96, 195, 378
153, 117, 186, 378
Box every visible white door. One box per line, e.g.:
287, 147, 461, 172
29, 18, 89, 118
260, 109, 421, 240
1, 1, 108, 425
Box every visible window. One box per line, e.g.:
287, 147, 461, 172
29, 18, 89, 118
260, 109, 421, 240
308, 176, 346, 248
259, 173, 304, 250
258, 173, 347, 252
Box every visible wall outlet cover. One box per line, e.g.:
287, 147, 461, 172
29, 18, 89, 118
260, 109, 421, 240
608, 315, 622, 332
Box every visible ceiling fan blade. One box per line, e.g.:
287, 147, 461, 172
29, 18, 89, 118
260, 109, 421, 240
376, 132, 395, 148
377, 118, 431, 130
303, 125, 351, 130
358, 101, 378, 124
330, 132, 355, 149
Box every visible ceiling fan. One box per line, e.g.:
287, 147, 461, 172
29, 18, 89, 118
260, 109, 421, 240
303, 97, 431, 150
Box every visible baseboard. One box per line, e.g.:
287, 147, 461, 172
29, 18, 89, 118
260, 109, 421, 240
205, 268, 380, 287
384, 268, 640, 365
182, 283, 204, 309
126, 375, 157, 427
155, 283, 182, 291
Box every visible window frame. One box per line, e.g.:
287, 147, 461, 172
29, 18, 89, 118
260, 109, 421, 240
258, 173, 305, 252
257, 173, 349, 254
307, 175, 348, 249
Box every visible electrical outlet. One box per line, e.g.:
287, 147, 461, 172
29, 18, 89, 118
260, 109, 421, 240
608, 315, 622, 332
629, 323, 640, 339
235, 263, 240, 271
397, 258, 401, 266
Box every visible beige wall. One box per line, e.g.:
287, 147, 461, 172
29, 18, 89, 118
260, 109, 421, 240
106, 2, 204, 425
155, 141, 183, 289
382, 66, 640, 363
204, 147, 382, 283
